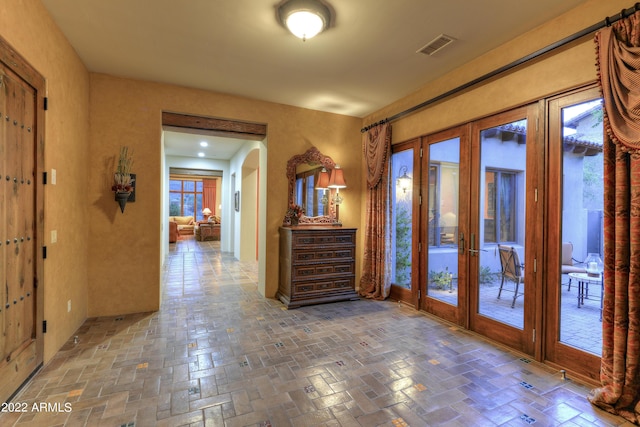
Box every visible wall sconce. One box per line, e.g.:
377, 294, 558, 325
397, 166, 412, 193
111, 146, 135, 213
328, 165, 346, 204
316, 168, 330, 204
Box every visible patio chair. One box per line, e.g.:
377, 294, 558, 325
497, 245, 524, 308
561, 242, 585, 290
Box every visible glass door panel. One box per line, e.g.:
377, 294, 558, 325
427, 138, 460, 306
391, 149, 414, 290
469, 105, 537, 355
476, 119, 527, 329
559, 98, 603, 355
390, 145, 418, 306
421, 126, 468, 327
545, 86, 603, 382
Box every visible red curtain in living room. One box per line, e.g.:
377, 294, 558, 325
203, 179, 216, 215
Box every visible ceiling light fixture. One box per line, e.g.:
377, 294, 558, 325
200, 141, 208, 147
198, 152, 205, 157
277, 0, 332, 41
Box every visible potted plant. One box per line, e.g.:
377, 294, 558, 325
285, 203, 303, 226
112, 146, 134, 213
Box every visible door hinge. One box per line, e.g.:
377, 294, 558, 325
533, 258, 537, 273
420, 147, 423, 158
419, 195, 422, 205
418, 242, 422, 253
42, 246, 47, 259
44, 97, 48, 111
418, 290, 421, 300
535, 188, 538, 202
43, 171, 47, 185
42, 320, 47, 334
532, 328, 536, 342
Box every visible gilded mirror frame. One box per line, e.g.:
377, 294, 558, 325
283, 147, 339, 226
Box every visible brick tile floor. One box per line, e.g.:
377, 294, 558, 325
1, 238, 631, 426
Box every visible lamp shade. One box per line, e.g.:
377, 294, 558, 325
328, 166, 346, 189
316, 168, 330, 189
202, 208, 212, 216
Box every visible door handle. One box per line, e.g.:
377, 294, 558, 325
468, 234, 487, 256
470, 233, 476, 257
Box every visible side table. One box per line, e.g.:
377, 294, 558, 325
568, 272, 603, 320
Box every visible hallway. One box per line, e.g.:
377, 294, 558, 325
0, 238, 630, 426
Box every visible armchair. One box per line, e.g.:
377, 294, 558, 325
169, 221, 178, 243
497, 245, 524, 308
561, 242, 586, 290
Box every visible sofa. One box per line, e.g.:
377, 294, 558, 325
169, 221, 178, 243
195, 215, 221, 241
169, 216, 195, 235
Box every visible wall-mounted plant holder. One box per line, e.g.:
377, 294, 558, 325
114, 173, 136, 213
112, 146, 135, 213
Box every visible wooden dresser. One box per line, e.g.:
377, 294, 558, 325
278, 226, 358, 308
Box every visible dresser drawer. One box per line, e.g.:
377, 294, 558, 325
294, 277, 355, 295
293, 247, 354, 263
293, 262, 354, 279
293, 232, 355, 247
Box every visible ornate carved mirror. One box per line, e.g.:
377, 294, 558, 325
283, 147, 340, 226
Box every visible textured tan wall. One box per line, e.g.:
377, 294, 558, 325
88, 74, 363, 316
0, 0, 91, 361
363, 0, 628, 142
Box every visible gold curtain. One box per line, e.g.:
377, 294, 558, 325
359, 123, 392, 300
589, 12, 640, 424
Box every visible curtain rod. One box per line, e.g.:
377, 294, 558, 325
361, 2, 640, 133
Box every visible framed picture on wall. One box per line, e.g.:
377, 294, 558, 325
234, 191, 240, 211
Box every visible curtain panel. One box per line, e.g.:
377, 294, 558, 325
203, 179, 217, 215
359, 123, 392, 300
590, 12, 640, 424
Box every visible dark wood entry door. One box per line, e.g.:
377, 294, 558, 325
0, 38, 45, 402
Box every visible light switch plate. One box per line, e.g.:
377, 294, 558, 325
51, 169, 56, 185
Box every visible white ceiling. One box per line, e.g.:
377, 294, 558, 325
41, 0, 589, 159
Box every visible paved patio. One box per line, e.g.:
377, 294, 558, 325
428, 274, 602, 356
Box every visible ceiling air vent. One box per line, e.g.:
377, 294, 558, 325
417, 34, 456, 56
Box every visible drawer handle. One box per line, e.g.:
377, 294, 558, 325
299, 286, 313, 292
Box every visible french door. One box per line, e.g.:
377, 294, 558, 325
392, 94, 602, 375
544, 86, 603, 381
467, 105, 540, 355
420, 126, 469, 327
